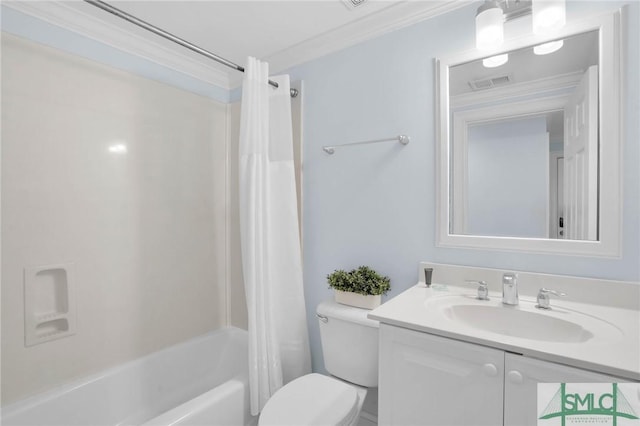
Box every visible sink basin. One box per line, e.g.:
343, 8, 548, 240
444, 304, 592, 342
425, 295, 624, 344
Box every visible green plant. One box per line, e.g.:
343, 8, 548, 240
327, 266, 391, 296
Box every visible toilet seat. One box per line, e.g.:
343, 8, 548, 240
258, 373, 360, 426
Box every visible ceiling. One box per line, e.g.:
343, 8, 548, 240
97, 1, 400, 62
6, 0, 468, 89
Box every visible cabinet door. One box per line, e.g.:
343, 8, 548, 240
379, 324, 504, 426
504, 353, 628, 426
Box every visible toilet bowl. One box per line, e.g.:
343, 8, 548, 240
258, 301, 379, 426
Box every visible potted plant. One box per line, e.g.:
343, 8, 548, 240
327, 265, 391, 309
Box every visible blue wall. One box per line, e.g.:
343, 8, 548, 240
284, 1, 640, 373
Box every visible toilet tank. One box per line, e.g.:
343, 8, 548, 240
317, 301, 379, 387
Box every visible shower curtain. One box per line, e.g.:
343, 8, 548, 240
238, 57, 311, 416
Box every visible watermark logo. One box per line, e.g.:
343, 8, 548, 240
538, 383, 640, 425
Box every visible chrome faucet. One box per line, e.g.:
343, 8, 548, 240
465, 280, 489, 300
536, 288, 566, 309
502, 273, 518, 305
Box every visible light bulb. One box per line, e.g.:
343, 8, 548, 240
483, 54, 509, 68
476, 1, 504, 51
532, 0, 566, 34
533, 40, 564, 55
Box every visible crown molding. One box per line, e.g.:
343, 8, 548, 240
228, 0, 470, 88
263, 0, 469, 75
2, 1, 232, 89
6, 0, 468, 91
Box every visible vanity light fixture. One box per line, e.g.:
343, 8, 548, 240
533, 39, 564, 54
532, 0, 566, 35
475, 1, 566, 51
483, 53, 509, 68
475, 1, 504, 51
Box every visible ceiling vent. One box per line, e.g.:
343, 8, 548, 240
341, 0, 368, 10
468, 74, 512, 91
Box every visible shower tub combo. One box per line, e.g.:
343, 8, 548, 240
2, 327, 256, 426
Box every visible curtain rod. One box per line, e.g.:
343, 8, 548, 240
83, 0, 298, 97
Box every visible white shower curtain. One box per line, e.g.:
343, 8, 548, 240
238, 57, 311, 416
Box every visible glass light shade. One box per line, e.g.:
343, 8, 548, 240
533, 39, 564, 55
482, 54, 509, 68
532, 0, 566, 34
476, 5, 504, 51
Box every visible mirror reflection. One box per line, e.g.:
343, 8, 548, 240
448, 30, 599, 241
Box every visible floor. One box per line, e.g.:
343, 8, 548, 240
358, 412, 378, 426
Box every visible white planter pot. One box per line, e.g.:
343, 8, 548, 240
334, 290, 381, 310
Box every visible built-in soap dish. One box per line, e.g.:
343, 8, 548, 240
24, 263, 76, 346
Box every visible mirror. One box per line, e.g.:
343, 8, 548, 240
436, 10, 622, 256
449, 31, 598, 241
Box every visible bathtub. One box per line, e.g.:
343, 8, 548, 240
2, 327, 257, 426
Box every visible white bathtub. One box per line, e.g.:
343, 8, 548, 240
2, 327, 257, 426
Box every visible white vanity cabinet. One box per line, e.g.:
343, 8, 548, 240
378, 324, 504, 426
379, 324, 628, 426
503, 353, 625, 426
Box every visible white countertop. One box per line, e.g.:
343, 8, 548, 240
369, 283, 640, 380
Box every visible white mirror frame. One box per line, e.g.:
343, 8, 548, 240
436, 8, 623, 257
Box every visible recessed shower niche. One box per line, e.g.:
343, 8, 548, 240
24, 263, 76, 346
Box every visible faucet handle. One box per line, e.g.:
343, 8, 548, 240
536, 288, 567, 310
464, 280, 489, 300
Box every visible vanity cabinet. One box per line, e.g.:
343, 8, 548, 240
378, 324, 504, 426
503, 353, 624, 426
379, 324, 627, 426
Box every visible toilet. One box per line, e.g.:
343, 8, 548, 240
259, 301, 379, 426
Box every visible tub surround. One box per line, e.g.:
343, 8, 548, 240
369, 263, 640, 380
1, 33, 227, 404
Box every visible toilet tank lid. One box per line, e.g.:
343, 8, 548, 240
317, 301, 379, 328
